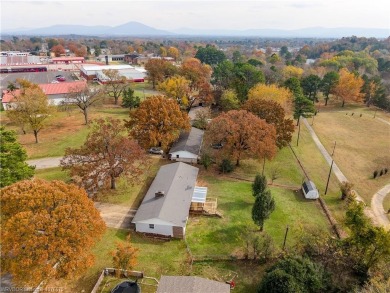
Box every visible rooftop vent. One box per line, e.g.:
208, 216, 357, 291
155, 191, 165, 198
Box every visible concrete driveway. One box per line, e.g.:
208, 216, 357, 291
94, 202, 137, 230
27, 157, 62, 170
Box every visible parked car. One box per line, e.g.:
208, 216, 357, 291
56, 76, 66, 81
149, 147, 163, 155
211, 142, 224, 149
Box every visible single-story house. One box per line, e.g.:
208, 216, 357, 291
302, 180, 319, 199
169, 127, 204, 164
131, 162, 202, 238
1, 81, 86, 109
157, 276, 231, 293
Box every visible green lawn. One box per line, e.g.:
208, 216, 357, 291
186, 176, 330, 256
34, 167, 70, 182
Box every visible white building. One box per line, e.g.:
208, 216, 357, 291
169, 127, 204, 164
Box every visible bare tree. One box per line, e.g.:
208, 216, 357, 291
66, 84, 102, 124
102, 69, 128, 105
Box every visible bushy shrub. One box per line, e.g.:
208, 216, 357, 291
219, 159, 234, 173
373, 170, 378, 179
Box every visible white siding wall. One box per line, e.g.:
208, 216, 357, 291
135, 222, 173, 236
170, 151, 198, 164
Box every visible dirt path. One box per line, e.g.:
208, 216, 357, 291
302, 118, 389, 229
27, 157, 62, 169
94, 202, 137, 230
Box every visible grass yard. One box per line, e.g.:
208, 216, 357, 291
186, 175, 331, 256
311, 108, 390, 205
34, 167, 70, 182
1, 106, 130, 159
95, 157, 168, 207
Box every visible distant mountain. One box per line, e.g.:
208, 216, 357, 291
173, 27, 389, 38
3, 22, 389, 38
3, 22, 174, 36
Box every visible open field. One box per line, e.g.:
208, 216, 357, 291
311, 109, 390, 207
1, 106, 130, 159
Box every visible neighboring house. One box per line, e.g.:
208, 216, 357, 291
169, 127, 204, 164
302, 180, 319, 199
132, 162, 206, 238
1, 81, 86, 109
157, 276, 231, 293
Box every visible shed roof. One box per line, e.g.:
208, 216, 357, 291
169, 127, 204, 156
157, 276, 230, 293
302, 180, 317, 194
132, 162, 199, 227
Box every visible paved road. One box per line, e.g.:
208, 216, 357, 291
27, 157, 62, 169
94, 202, 137, 230
302, 118, 389, 229
371, 185, 390, 228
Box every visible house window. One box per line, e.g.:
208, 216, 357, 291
176, 155, 179, 158
149, 224, 154, 229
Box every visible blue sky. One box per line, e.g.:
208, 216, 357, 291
1, 0, 389, 31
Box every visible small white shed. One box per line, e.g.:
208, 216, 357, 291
302, 180, 319, 199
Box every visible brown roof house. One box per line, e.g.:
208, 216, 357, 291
157, 276, 230, 293
131, 162, 200, 238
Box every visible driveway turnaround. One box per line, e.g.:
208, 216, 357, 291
94, 202, 137, 230
371, 185, 390, 230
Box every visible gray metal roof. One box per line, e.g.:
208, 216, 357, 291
132, 162, 199, 227
302, 180, 317, 194
169, 127, 204, 155
157, 276, 230, 293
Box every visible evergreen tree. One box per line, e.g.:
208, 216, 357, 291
0, 127, 35, 188
121, 87, 140, 109
252, 190, 275, 231
252, 174, 268, 197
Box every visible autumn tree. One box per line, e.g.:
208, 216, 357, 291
248, 83, 293, 113
220, 89, 240, 111
333, 68, 364, 107
126, 96, 191, 149
6, 80, 54, 143
0, 127, 34, 188
65, 84, 102, 124
205, 110, 277, 166
252, 189, 275, 232
51, 44, 65, 57
320, 71, 339, 106
157, 75, 191, 107
243, 98, 294, 148
0, 179, 106, 285
61, 118, 147, 191
301, 74, 322, 103
111, 235, 139, 277
180, 58, 213, 108
282, 65, 304, 80
167, 46, 180, 60
145, 59, 178, 89
192, 108, 211, 130
102, 69, 128, 105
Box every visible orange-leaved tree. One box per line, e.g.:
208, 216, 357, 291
111, 235, 139, 277
0, 179, 106, 285
126, 95, 191, 149
242, 98, 295, 148
248, 83, 293, 113
333, 68, 364, 107
61, 117, 147, 192
145, 59, 178, 89
205, 110, 277, 166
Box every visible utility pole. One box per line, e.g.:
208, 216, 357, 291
311, 115, 315, 126
283, 225, 289, 250
325, 160, 334, 195
296, 119, 301, 147
374, 109, 377, 118
331, 141, 336, 156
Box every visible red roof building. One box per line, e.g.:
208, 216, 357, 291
1, 81, 86, 109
